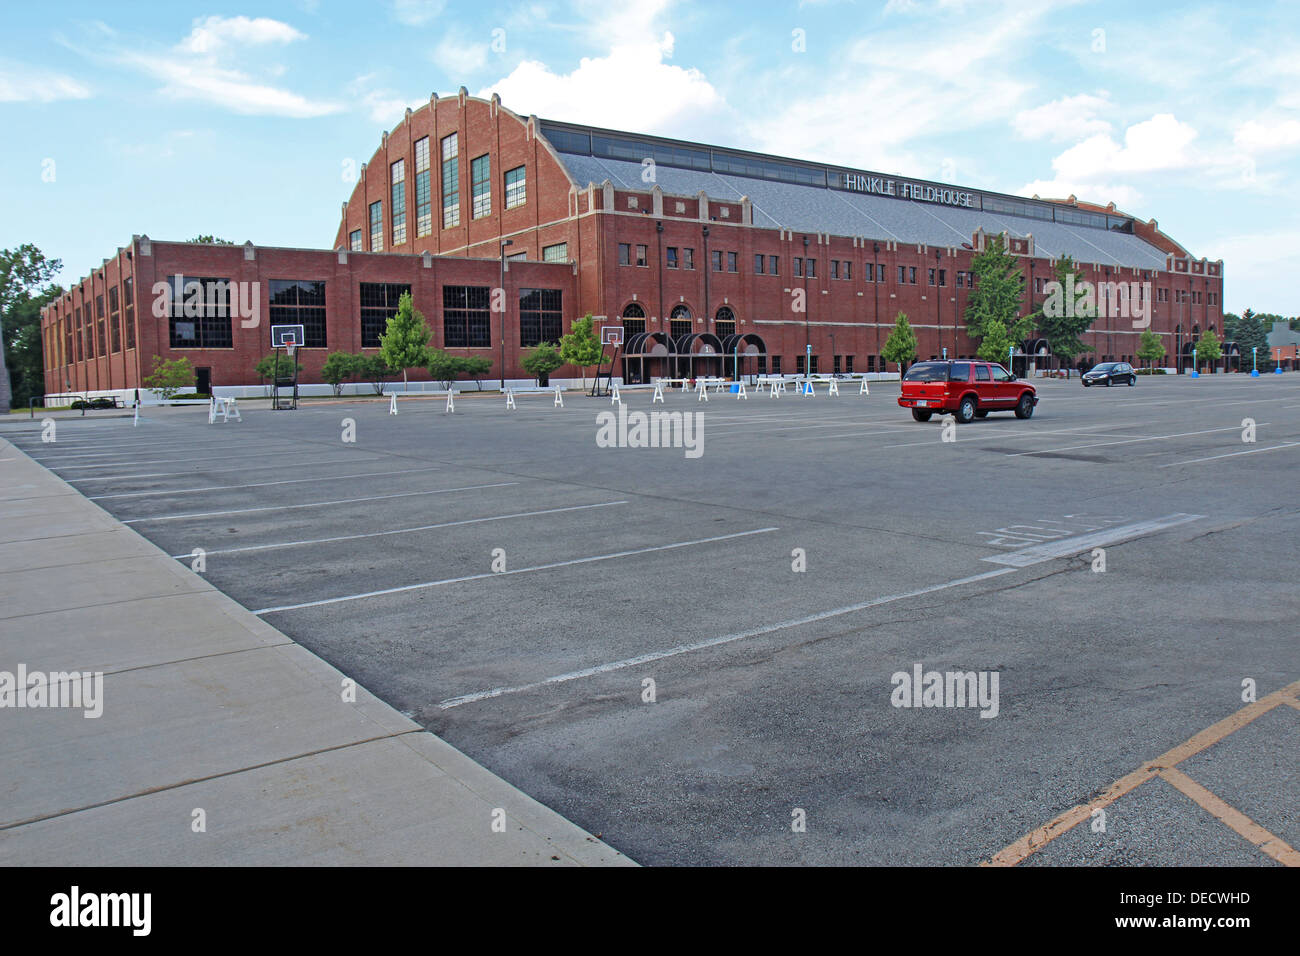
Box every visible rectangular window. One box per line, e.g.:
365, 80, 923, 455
1034, 276, 1044, 293
957, 272, 965, 288
715, 319, 736, 339
414, 137, 432, 237
269, 279, 328, 349
96, 294, 106, 355
637, 244, 648, 267
939, 269, 946, 287
712, 250, 723, 272
443, 285, 491, 348
166, 275, 233, 349
349, 230, 363, 252
727, 251, 738, 273
845, 355, 853, 373
806, 259, 816, 279
123, 278, 135, 350
898, 266, 906, 284
794, 257, 803, 277
796, 355, 805, 374
667, 247, 679, 269
865, 262, 874, 282
369, 200, 383, 252
754, 254, 765, 275
519, 288, 563, 347
622, 317, 646, 337
772, 356, 782, 374
809, 354, 819, 374
359, 282, 410, 349
670, 319, 692, 339
74, 307, 84, 360
542, 242, 568, 263
877, 263, 885, 282
683, 248, 695, 270
505, 165, 526, 209
928, 268, 936, 286
831, 260, 840, 280
844, 262, 852, 281
441, 133, 460, 228
756, 355, 767, 374
909, 267, 917, 284
769, 255, 778, 275
391, 159, 407, 246
471, 153, 490, 219
833, 354, 841, 373
619, 243, 631, 266
108, 286, 121, 353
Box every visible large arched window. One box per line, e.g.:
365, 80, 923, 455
715, 306, 736, 339
622, 302, 646, 337
669, 304, 692, 340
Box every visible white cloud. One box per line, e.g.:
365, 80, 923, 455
178, 16, 305, 54
392, 0, 446, 26
111, 17, 338, 118
1234, 118, 1300, 154
1012, 93, 1113, 142
481, 5, 732, 142
348, 75, 426, 125
432, 34, 489, 77
0, 64, 90, 102
1052, 114, 1199, 178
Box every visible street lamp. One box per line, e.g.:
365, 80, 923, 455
499, 239, 512, 389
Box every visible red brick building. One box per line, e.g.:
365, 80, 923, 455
42, 88, 1226, 398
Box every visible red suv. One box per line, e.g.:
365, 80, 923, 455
898, 360, 1038, 423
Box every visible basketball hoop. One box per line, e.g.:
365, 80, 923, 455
286, 342, 297, 360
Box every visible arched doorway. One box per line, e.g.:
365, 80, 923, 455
674, 331, 725, 380
720, 332, 767, 381
624, 330, 671, 384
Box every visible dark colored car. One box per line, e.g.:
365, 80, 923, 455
70, 396, 119, 410
898, 360, 1038, 423
1082, 362, 1136, 387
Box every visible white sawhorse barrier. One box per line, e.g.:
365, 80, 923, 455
389, 393, 399, 415
859, 379, 870, 395
208, 397, 241, 424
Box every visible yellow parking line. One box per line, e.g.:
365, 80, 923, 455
985, 679, 1300, 866
1158, 767, 1300, 866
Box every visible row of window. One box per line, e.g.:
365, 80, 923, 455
347, 133, 529, 252
617, 248, 984, 288
52, 278, 137, 367
160, 277, 564, 351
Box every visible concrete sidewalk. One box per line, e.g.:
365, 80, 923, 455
0, 435, 632, 866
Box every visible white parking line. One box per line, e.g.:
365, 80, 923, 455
981, 513, 1203, 566
253, 527, 779, 615
169, 500, 628, 558
87, 464, 449, 500
1159, 442, 1300, 467
121, 481, 522, 523
65, 455, 385, 482
437, 566, 1018, 709
1004, 424, 1264, 458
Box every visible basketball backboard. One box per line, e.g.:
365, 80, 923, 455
601, 326, 623, 346
271, 324, 305, 348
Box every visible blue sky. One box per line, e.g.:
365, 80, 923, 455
2, 0, 1297, 314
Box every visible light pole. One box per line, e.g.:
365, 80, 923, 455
499, 239, 512, 389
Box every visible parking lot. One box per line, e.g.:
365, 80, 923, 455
4, 373, 1297, 866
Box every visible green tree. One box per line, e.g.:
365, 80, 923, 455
142, 355, 196, 401
521, 342, 564, 385
321, 351, 359, 396
976, 318, 1017, 363
379, 291, 432, 388
460, 355, 493, 390
881, 311, 918, 372
1, 244, 63, 412
1229, 310, 1272, 372
559, 314, 603, 389
965, 233, 1032, 353
1031, 255, 1096, 368
355, 354, 394, 395
426, 349, 466, 389
1194, 328, 1222, 370
188, 235, 234, 245
1136, 328, 1166, 368
254, 352, 304, 395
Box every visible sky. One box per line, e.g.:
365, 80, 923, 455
2, 0, 1298, 315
